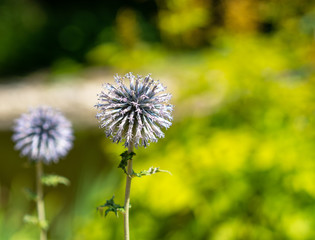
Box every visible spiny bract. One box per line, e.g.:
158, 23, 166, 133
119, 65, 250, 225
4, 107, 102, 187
12, 106, 74, 164
95, 73, 173, 148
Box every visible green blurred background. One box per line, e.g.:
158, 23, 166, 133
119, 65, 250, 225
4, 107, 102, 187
1, 0, 315, 239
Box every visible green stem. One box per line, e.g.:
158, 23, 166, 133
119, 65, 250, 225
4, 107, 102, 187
36, 161, 47, 240
124, 142, 134, 240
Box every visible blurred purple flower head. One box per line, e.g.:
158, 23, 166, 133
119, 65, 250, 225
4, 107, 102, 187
12, 106, 74, 164
95, 73, 173, 148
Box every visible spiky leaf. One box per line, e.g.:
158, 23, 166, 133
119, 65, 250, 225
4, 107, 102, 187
118, 151, 136, 175
97, 196, 126, 217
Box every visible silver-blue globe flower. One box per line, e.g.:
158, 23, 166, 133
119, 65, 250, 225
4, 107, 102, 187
95, 73, 173, 148
12, 106, 74, 164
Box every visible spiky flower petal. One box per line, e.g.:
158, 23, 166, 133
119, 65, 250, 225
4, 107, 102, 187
95, 73, 173, 148
12, 106, 74, 164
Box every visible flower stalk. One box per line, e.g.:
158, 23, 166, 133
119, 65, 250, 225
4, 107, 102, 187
124, 142, 134, 240
36, 161, 47, 240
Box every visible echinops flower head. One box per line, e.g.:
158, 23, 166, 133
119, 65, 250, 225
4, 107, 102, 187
95, 73, 173, 148
12, 106, 74, 164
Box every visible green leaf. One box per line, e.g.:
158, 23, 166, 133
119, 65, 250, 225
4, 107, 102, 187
118, 151, 136, 175
97, 195, 126, 217
133, 167, 172, 178
24, 215, 38, 225
24, 188, 37, 201
39, 219, 49, 230
41, 174, 70, 187
23, 215, 49, 230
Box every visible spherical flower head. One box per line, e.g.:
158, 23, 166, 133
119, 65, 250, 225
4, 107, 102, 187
95, 73, 173, 148
12, 106, 74, 164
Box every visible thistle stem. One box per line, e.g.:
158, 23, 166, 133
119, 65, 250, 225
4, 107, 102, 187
36, 161, 47, 240
124, 143, 134, 240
